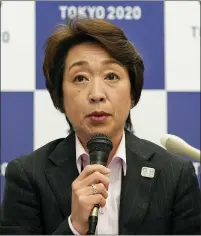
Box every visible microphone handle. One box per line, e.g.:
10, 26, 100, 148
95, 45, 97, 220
87, 205, 99, 235
87, 151, 110, 234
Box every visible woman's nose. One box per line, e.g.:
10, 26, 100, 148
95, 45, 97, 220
89, 92, 106, 103
88, 82, 106, 103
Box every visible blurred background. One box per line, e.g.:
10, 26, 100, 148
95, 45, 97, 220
1, 0, 200, 201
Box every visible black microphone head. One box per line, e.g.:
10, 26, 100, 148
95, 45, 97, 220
86, 133, 113, 166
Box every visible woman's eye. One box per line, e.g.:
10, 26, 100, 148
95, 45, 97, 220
106, 73, 119, 81
73, 75, 86, 83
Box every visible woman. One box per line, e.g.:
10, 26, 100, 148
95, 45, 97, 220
1, 17, 200, 235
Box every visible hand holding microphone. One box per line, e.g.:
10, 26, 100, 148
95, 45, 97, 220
70, 134, 113, 235
71, 164, 110, 234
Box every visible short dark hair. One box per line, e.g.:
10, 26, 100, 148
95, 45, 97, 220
43, 17, 144, 133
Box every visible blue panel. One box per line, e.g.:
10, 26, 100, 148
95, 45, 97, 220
1, 92, 33, 201
36, 1, 164, 90
168, 92, 200, 185
168, 92, 200, 149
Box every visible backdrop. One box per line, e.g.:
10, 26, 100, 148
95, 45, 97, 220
1, 1, 200, 201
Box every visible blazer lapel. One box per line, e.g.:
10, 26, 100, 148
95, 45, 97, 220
119, 130, 162, 234
44, 132, 79, 218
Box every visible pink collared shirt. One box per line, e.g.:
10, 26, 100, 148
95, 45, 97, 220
68, 131, 127, 234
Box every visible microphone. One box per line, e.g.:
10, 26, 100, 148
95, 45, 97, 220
160, 134, 200, 162
86, 134, 113, 235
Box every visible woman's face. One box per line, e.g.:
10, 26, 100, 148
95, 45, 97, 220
63, 42, 132, 141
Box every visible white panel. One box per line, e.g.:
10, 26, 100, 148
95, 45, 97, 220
165, 1, 200, 92
131, 90, 167, 147
1, 1, 35, 91
34, 90, 69, 150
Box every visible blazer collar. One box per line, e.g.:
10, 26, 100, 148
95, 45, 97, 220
125, 128, 155, 160
47, 131, 76, 166
45, 132, 78, 217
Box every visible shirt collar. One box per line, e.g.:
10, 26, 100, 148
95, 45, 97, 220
75, 135, 87, 173
112, 130, 127, 175
75, 130, 127, 175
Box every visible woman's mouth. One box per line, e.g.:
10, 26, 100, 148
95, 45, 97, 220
88, 111, 110, 122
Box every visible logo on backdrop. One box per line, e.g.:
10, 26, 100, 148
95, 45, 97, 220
191, 26, 200, 38
58, 5, 142, 21
190, 1, 200, 38
0, 1, 11, 43
1, 31, 10, 43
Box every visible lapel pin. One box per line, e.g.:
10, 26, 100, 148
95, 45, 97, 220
141, 167, 155, 178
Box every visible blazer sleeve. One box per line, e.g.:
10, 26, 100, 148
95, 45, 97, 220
172, 160, 201, 234
0, 159, 74, 235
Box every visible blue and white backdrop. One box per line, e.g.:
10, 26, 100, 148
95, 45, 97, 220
1, 1, 200, 201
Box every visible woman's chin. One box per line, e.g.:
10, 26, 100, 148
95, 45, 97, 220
83, 125, 112, 137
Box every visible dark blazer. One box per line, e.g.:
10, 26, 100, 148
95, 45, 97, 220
0, 130, 200, 235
